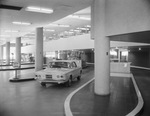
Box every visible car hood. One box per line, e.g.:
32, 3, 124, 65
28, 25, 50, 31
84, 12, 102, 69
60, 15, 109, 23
37, 68, 71, 75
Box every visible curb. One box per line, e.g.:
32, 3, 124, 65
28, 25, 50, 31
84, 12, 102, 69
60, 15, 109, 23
64, 74, 144, 116
64, 78, 94, 116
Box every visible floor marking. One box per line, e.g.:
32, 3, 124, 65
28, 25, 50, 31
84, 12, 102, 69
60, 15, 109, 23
126, 74, 144, 116
131, 65, 150, 70
64, 72, 144, 116
64, 78, 94, 116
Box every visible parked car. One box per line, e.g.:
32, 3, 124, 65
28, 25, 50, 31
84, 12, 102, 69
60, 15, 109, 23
35, 60, 82, 87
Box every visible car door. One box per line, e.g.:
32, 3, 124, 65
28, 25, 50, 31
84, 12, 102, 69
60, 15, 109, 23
71, 62, 79, 79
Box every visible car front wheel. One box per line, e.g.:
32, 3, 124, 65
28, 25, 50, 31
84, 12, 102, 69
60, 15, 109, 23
65, 77, 72, 87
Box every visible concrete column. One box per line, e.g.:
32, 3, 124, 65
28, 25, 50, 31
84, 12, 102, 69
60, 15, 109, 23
6, 42, 10, 65
35, 27, 43, 71
0, 45, 3, 64
118, 49, 121, 62
92, 0, 110, 95
15, 37, 21, 64
55, 51, 58, 59
91, 1, 95, 40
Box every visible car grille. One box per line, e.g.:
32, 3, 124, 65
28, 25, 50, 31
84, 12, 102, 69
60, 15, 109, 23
46, 75, 52, 78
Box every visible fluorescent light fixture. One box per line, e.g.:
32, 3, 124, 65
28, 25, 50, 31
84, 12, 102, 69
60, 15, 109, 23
74, 29, 81, 32
49, 23, 70, 27
29, 32, 35, 34
86, 25, 91, 28
64, 31, 74, 34
68, 15, 91, 21
12, 22, 31, 26
77, 27, 89, 30
44, 29, 55, 32
26, 6, 53, 14
59, 24, 70, 27
5, 30, 19, 33
24, 35, 35, 38
0, 35, 10, 37
70, 29, 80, 32
68, 31, 74, 34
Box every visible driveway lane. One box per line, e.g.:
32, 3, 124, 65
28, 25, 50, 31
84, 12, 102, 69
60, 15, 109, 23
0, 65, 94, 116
131, 68, 150, 116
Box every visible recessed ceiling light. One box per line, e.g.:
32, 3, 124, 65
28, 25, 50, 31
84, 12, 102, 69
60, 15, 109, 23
26, 6, 53, 14
139, 48, 141, 51
49, 23, 70, 27
12, 22, 31, 26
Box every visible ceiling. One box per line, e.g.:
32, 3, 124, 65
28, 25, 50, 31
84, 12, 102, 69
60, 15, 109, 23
0, 0, 150, 50
0, 0, 92, 45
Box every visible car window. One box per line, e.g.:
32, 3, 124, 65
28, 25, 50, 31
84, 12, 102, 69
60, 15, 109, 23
72, 62, 77, 68
48, 62, 69, 68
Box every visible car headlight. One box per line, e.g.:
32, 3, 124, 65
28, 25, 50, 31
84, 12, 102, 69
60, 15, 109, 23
57, 75, 60, 78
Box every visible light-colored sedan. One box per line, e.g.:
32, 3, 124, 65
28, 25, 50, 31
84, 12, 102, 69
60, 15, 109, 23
35, 60, 82, 87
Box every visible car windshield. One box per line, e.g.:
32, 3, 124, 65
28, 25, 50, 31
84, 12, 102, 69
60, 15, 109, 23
48, 62, 70, 68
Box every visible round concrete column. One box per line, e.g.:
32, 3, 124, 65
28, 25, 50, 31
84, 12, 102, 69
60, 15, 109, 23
15, 37, 21, 64
6, 42, 10, 65
55, 51, 58, 59
35, 27, 43, 71
0, 45, 3, 64
92, 0, 110, 95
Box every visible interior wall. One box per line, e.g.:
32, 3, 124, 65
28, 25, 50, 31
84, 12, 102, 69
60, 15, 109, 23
21, 34, 94, 53
128, 51, 150, 68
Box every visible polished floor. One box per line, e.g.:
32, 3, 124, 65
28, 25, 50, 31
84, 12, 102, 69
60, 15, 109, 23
70, 77, 137, 116
0, 65, 149, 116
0, 65, 94, 116
131, 68, 150, 116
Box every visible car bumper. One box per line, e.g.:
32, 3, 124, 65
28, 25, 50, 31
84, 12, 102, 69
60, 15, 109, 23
38, 79, 67, 84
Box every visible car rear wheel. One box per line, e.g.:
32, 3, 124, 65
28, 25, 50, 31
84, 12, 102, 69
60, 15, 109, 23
77, 76, 81, 81
66, 77, 72, 87
41, 82, 46, 87
77, 71, 82, 81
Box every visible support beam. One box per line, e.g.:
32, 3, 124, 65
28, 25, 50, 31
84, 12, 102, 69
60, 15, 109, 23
15, 37, 21, 64
35, 27, 43, 71
92, 0, 110, 95
0, 45, 3, 64
6, 42, 10, 65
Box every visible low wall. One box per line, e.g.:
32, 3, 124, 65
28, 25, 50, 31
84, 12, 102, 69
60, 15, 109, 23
110, 62, 131, 73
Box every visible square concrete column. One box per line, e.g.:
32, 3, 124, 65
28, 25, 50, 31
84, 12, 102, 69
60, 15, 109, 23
6, 42, 10, 65
91, 0, 110, 95
15, 37, 21, 64
35, 27, 43, 71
